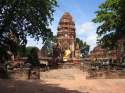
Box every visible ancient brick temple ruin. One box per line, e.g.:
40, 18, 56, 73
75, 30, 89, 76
89, 35, 125, 62
56, 12, 80, 63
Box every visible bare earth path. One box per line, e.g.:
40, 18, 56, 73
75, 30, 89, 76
1, 68, 125, 93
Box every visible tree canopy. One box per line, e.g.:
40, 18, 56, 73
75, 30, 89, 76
0, 0, 57, 60
76, 38, 90, 57
17, 46, 37, 57
93, 0, 125, 49
41, 38, 53, 57
76, 38, 84, 49
26, 47, 40, 67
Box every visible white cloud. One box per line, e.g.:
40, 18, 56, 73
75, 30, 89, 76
76, 22, 98, 50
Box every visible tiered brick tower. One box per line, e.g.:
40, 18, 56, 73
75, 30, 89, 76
57, 12, 80, 62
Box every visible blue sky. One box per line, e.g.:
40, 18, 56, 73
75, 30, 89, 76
27, 0, 105, 50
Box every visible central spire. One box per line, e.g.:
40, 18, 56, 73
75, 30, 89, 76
57, 12, 75, 32
61, 12, 72, 20
56, 12, 80, 63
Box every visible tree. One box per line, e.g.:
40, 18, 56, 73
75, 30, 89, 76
17, 46, 37, 57
76, 38, 84, 49
26, 47, 40, 67
41, 35, 57, 57
76, 38, 90, 57
16, 45, 25, 57
93, 0, 125, 49
0, 0, 57, 78
41, 37, 54, 57
80, 42, 90, 58
0, 0, 57, 61
24, 47, 35, 57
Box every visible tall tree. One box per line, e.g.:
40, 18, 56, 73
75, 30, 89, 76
0, 0, 57, 60
80, 42, 90, 58
26, 47, 40, 67
16, 46, 37, 57
93, 0, 125, 49
41, 38, 53, 57
76, 38, 90, 57
76, 38, 84, 49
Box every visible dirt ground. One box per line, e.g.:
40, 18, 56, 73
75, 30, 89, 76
1, 68, 125, 93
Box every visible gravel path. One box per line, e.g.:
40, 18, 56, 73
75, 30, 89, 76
41, 68, 125, 93
0, 68, 125, 93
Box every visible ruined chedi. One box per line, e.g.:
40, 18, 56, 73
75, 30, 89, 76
57, 12, 80, 63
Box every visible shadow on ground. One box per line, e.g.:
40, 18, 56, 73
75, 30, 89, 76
0, 79, 89, 93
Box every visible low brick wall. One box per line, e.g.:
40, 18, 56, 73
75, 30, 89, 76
58, 63, 80, 69
9, 69, 29, 80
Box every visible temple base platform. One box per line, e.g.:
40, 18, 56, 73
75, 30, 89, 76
58, 58, 81, 69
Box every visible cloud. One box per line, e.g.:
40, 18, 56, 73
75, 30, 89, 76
76, 22, 98, 50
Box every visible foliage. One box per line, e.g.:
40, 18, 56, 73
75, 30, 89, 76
17, 46, 37, 57
76, 38, 84, 49
93, 0, 125, 49
25, 46, 35, 56
41, 35, 57, 57
41, 38, 53, 57
76, 38, 90, 57
26, 47, 40, 67
0, 46, 9, 61
80, 42, 90, 58
0, 0, 57, 60
16, 45, 25, 57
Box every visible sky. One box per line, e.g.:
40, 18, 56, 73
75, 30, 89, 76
27, 0, 105, 50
